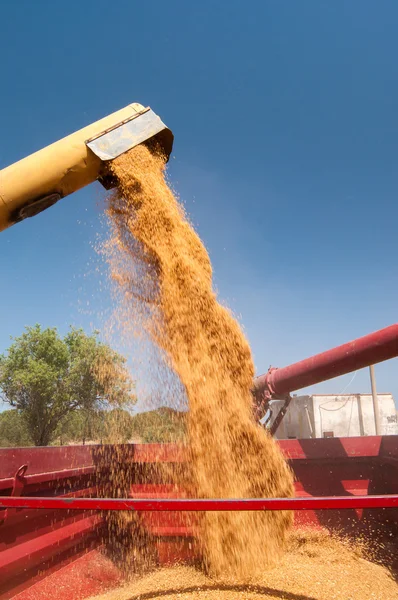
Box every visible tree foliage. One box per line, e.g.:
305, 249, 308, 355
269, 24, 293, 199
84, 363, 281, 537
53, 406, 186, 445
53, 407, 133, 445
0, 325, 135, 446
0, 405, 186, 447
0, 410, 33, 447
53, 409, 105, 445
130, 407, 186, 443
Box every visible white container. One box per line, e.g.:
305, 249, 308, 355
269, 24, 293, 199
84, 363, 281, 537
270, 393, 398, 439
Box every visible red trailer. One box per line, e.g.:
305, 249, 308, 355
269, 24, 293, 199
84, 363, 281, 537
1, 325, 398, 600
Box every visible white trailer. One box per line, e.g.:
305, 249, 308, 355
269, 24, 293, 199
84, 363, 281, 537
269, 393, 398, 439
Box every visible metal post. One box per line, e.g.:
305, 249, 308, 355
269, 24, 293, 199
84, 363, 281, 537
369, 365, 382, 435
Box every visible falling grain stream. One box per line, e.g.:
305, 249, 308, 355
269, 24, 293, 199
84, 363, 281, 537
92, 145, 397, 598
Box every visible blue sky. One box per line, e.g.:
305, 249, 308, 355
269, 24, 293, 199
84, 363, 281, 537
0, 1, 397, 411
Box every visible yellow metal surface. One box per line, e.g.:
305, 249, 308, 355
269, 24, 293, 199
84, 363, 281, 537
0, 103, 145, 231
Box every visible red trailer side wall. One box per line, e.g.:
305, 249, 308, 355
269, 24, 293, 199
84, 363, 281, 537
1, 437, 397, 600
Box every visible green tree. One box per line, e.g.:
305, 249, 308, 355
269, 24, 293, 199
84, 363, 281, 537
0, 325, 135, 446
0, 409, 33, 447
130, 407, 186, 443
52, 407, 136, 445
102, 407, 135, 444
53, 409, 105, 445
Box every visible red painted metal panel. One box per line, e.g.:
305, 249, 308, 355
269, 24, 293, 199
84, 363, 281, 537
0, 443, 185, 483
0, 446, 107, 599
140, 513, 196, 534
380, 435, 398, 458
0, 446, 96, 479
156, 538, 197, 566
0, 511, 95, 552
1, 495, 398, 511
132, 443, 186, 463
0, 437, 387, 485
0, 515, 101, 581
4, 549, 121, 600
279, 436, 383, 460
0, 437, 397, 600
131, 484, 190, 498
0, 467, 96, 492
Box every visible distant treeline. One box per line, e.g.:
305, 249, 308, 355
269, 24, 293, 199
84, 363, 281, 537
0, 406, 186, 447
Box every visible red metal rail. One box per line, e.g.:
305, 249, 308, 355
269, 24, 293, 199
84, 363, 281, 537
253, 323, 398, 399
1, 495, 398, 511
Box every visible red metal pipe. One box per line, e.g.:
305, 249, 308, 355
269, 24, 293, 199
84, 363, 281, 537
253, 324, 398, 399
1, 495, 398, 511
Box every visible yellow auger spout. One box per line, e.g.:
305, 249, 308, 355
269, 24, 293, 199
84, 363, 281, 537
0, 103, 173, 231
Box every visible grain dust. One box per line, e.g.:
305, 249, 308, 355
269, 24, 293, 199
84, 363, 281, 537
103, 144, 294, 580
